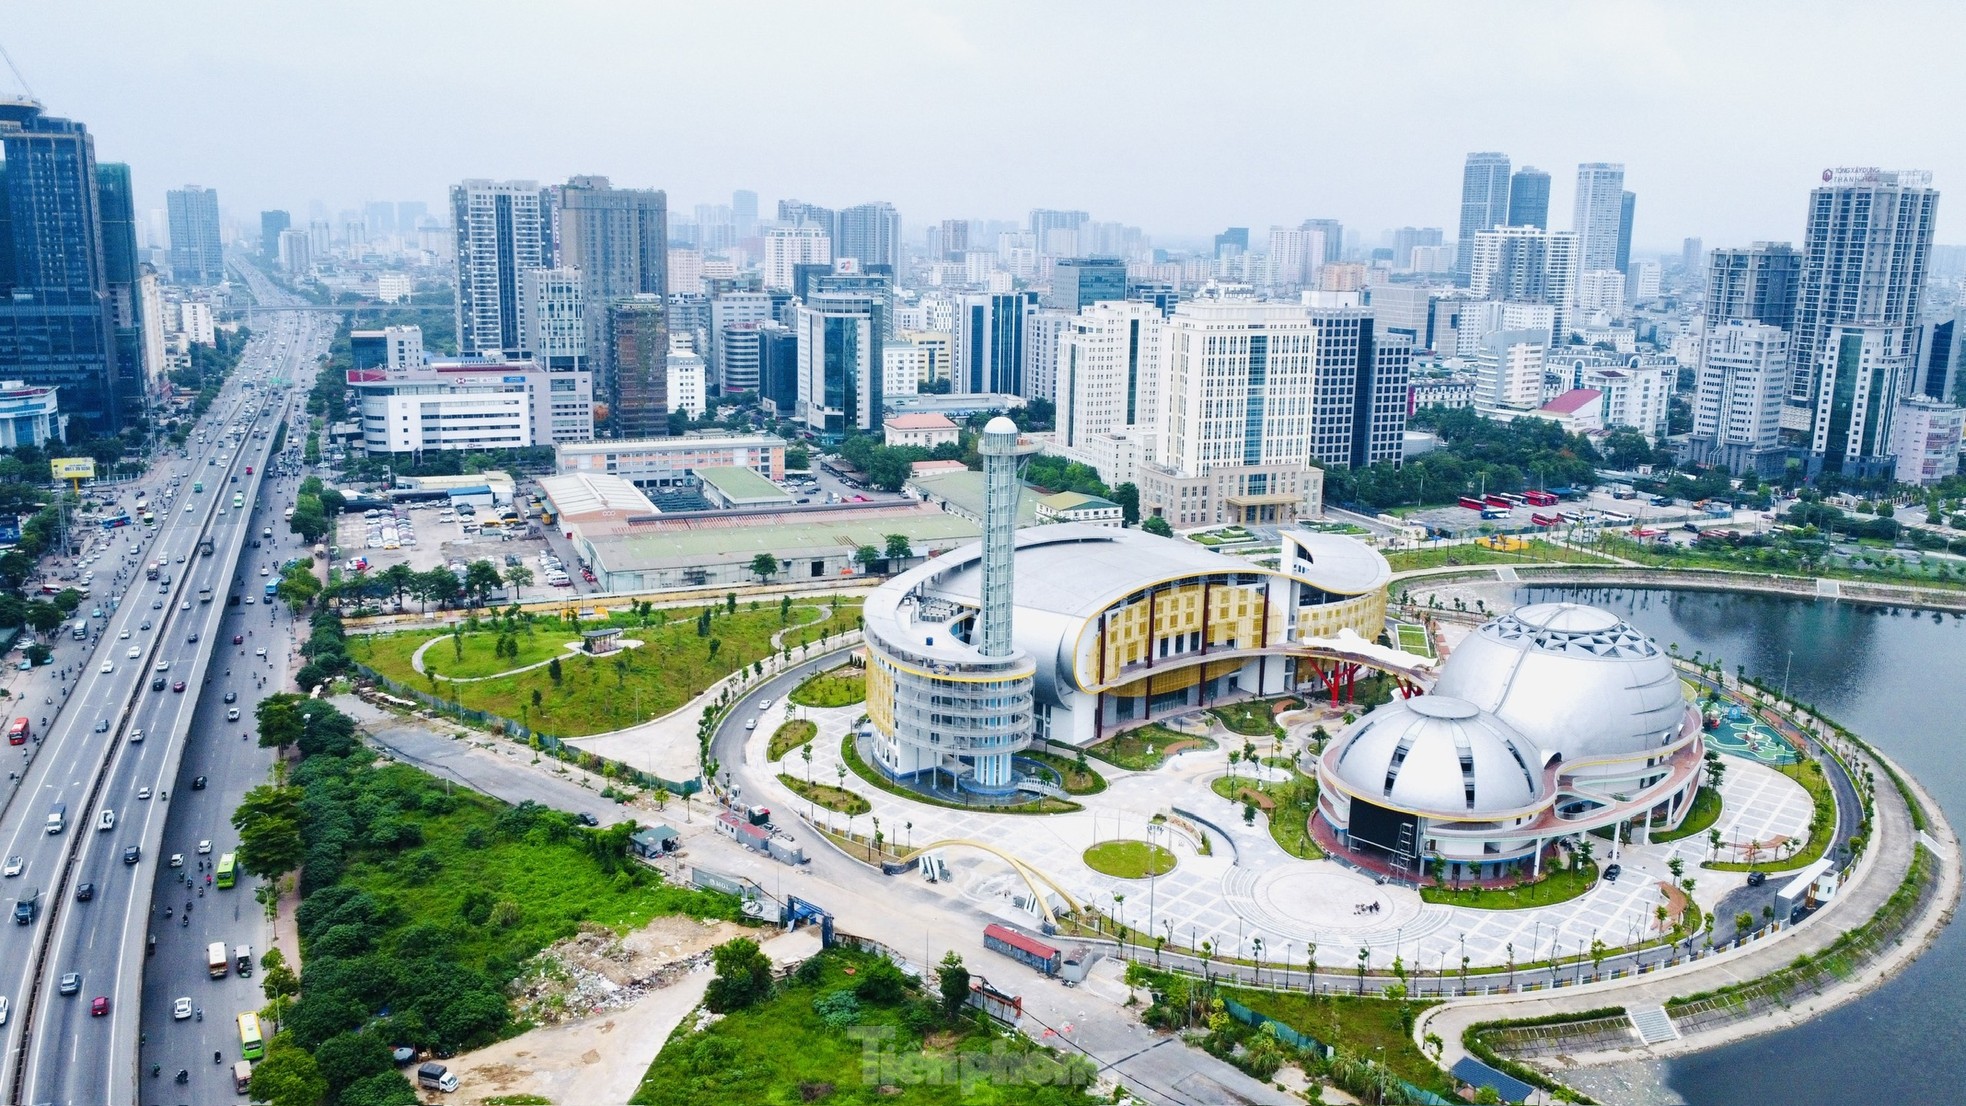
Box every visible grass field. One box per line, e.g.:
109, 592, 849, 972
1220, 986, 1449, 1096
1083, 724, 1218, 771
629, 947, 1097, 1106
1020, 749, 1108, 794
1082, 839, 1176, 878
356, 600, 859, 736
1212, 698, 1295, 737
766, 719, 818, 761
789, 667, 867, 707
778, 773, 871, 815
1212, 772, 1323, 859
1420, 860, 1600, 909
1651, 785, 1724, 843
362, 625, 576, 680
841, 734, 1080, 815
1394, 623, 1434, 657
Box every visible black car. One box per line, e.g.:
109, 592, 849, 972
150, 677, 166, 691
121, 845, 140, 865
576, 812, 600, 827
191, 776, 207, 790
74, 882, 94, 902
187, 632, 199, 644
223, 691, 237, 704
1747, 870, 1767, 887
1603, 863, 1622, 882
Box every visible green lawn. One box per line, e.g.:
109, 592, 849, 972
1021, 749, 1108, 795
766, 719, 818, 761
1420, 861, 1600, 909
355, 600, 859, 737
841, 734, 1080, 815
778, 773, 870, 815
1229, 988, 1448, 1096
365, 626, 575, 680
1704, 759, 1835, 872
789, 668, 867, 707
1651, 785, 1723, 843
630, 947, 1097, 1106
1386, 541, 1611, 572
1082, 839, 1176, 879
1212, 773, 1323, 859
1083, 724, 1218, 771
1211, 698, 1295, 737
1393, 623, 1434, 658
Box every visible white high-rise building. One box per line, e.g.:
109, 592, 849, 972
1054, 301, 1165, 486
882, 341, 931, 399
666, 339, 706, 418
1576, 270, 1627, 316
1889, 397, 1964, 485
1472, 330, 1547, 411
708, 292, 773, 390
1456, 152, 1513, 281
1690, 320, 1789, 475
1267, 225, 1327, 289
277, 228, 311, 275
667, 249, 703, 296
1469, 226, 1579, 341
1571, 163, 1627, 274
1581, 362, 1672, 441
763, 225, 831, 292
1454, 300, 1557, 358
450, 179, 545, 358
517, 267, 584, 372
1023, 310, 1074, 407
179, 301, 215, 346
1629, 260, 1662, 302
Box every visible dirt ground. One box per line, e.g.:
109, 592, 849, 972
438, 914, 793, 1106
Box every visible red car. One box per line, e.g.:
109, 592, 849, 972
171, 680, 185, 693
232, 634, 244, 645
91, 996, 108, 1016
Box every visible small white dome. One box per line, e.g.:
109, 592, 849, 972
1429, 602, 1687, 762
1330, 695, 1544, 814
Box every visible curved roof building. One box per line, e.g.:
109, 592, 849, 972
863, 523, 1403, 791
1317, 602, 1704, 880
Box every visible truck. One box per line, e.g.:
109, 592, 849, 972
199, 537, 214, 557
13, 888, 37, 925
233, 1060, 253, 1093
235, 944, 253, 976
198, 585, 213, 604
46, 803, 65, 835
417, 1062, 459, 1093
207, 941, 228, 978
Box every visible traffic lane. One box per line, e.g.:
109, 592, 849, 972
356, 707, 626, 824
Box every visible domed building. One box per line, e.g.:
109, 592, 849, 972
1317, 602, 1703, 880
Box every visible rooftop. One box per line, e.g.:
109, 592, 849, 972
1037, 491, 1120, 513
907, 469, 1040, 526
885, 412, 959, 431
696, 465, 791, 504
1282, 530, 1393, 595
585, 504, 981, 572
1539, 388, 1602, 415
557, 434, 784, 457
537, 473, 658, 520
927, 525, 1253, 621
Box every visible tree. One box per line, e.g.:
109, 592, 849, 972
256, 694, 307, 751
24, 599, 63, 636
463, 560, 504, 608
250, 1036, 329, 1106
1602, 429, 1655, 471
1140, 515, 1173, 538
261, 948, 301, 1001
504, 565, 533, 599
1112, 482, 1140, 526
547, 656, 563, 684
853, 544, 882, 573
278, 563, 322, 612
749, 552, 779, 583
705, 937, 774, 1012
883, 533, 914, 564
232, 784, 307, 878
935, 950, 971, 1019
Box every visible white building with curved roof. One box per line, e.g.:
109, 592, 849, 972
863, 524, 1398, 791
1317, 602, 1704, 881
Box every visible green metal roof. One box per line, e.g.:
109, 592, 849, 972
588, 510, 983, 573
696, 465, 790, 504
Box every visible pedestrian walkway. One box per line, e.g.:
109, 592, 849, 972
1629, 1005, 1678, 1043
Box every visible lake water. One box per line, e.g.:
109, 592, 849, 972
1517, 586, 1966, 1106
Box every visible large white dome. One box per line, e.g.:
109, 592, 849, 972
1330, 695, 1544, 815
1429, 602, 1687, 763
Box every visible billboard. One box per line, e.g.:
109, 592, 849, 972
51, 457, 96, 481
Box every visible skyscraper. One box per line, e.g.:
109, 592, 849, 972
1705, 243, 1799, 332
731, 189, 759, 239
954, 292, 1032, 395
1682, 237, 1705, 276
1045, 257, 1126, 311
1615, 191, 1636, 275
795, 292, 882, 439
1790, 168, 1938, 475
555, 175, 667, 431
0, 97, 128, 430
606, 295, 669, 438
259, 210, 290, 261
1468, 225, 1580, 340
95, 163, 148, 423
835, 202, 902, 271
1055, 301, 1164, 484
450, 179, 545, 358
165, 185, 223, 284
1301, 218, 1345, 264
1507, 167, 1550, 228
1455, 153, 1512, 280
1570, 163, 1626, 274
1689, 320, 1790, 475
1029, 208, 1089, 257
763, 225, 830, 291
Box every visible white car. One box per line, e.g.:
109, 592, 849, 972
119, 629, 130, 640
197, 839, 212, 854
136, 787, 151, 800
130, 729, 143, 743
125, 647, 139, 659
172, 996, 191, 1021
169, 853, 183, 868
99, 810, 115, 831
0, 995, 9, 1025
2, 856, 20, 877
153, 660, 169, 672
99, 661, 113, 673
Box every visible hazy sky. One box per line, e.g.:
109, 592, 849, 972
9, 1, 1965, 252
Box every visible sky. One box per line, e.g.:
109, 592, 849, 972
8, 0, 1966, 253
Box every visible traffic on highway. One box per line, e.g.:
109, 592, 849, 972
0, 281, 330, 1105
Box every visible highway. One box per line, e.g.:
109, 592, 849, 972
0, 295, 330, 1105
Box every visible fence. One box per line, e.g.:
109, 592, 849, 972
1220, 998, 1453, 1105
1478, 1013, 1637, 1059
352, 662, 701, 796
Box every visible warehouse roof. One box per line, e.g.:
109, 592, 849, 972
537, 473, 658, 521
585, 505, 981, 573
697, 465, 791, 505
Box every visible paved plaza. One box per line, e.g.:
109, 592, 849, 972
750, 701, 1816, 970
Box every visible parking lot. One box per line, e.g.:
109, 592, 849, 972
332, 502, 557, 582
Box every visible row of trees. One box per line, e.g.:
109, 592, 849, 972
329, 558, 531, 615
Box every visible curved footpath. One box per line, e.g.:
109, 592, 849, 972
1414, 724, 1961, 1088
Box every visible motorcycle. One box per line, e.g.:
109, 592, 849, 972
196, 1008, 203, 1022
176, 1069, 188, 1084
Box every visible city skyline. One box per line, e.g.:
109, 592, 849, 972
6, 1, 1966, 250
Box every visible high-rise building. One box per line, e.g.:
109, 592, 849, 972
1570, 163, 1626, 275
937, 218, 969, 260
259, 210, 290, 260
363, 201, 396, 238
1473, 330, 1548, 411
606, 295, 669, 439
165, 185, 223, 284
1615, 191, 1636, 275
1791, 168, 1938, 475
777, 200, 835, 240
667, 339, 706, 419
1455, 153, 1512, 280
835, 202, 902, 271
450, 179, 545, 358
1914, 307, 1966, 406
1029, 208, 1089, 257
1055, 301, 1164, 485
516, 267, 585, 373
350, 324, 424, 371
954, 292, 1032, 395
1214, 227, 1249, 258
1301, 218, 1345, 264
0, 97, 130, 430
1689, 320, 1791, 475
94, 162, 148, 423
709, 292, 773, 390
1682, 237, 1704, 275
1390, 227, 1444, 269
763, 225, 830, 292
1507, 167, 1550, 228
795, 292, 883, 439
758, 322, 799, 416
1268, 225, 1329, 289
1045, 257, 1126, 311
277, 229, 311, 275
1889, 396, 1963, 485
1705, 243, 1800, 331
1468, 225, 1580, 340
555, 175, 667, 428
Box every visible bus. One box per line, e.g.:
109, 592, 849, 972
146, 562, 160, 581
1483, 495, 1514, 509
1523, 489, 1559, 507
232, 492, 244, 509
215, 853, 237, 889
264, 581, 279, 599
6, 718, 26, 746
1458, 496, 1485, 511
99, 513, 131, 530
140, 511, 155, 526
237, 1012, 264, 1060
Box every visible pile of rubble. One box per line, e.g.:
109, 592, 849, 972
510, 916, 739, 1025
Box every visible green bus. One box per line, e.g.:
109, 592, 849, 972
232, 492, 244, 508
238, 1011, 264, 1060
215, 853, 236, 889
